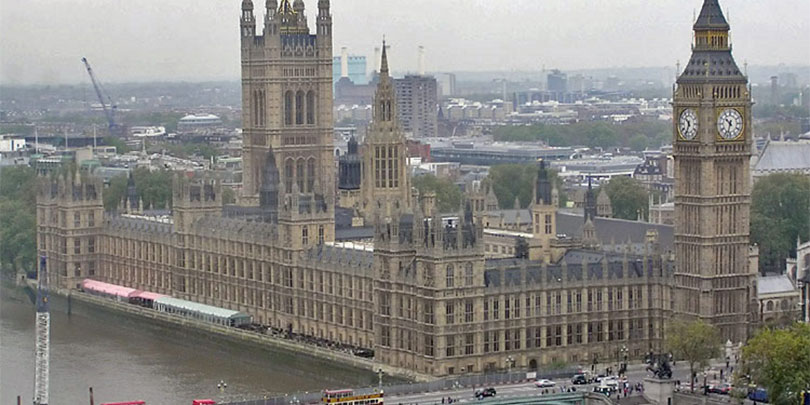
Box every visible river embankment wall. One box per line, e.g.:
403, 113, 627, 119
14, 278, 433, 383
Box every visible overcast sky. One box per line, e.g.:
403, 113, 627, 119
1, 0, 808, 85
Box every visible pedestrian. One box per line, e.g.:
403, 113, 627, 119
720, 369, 724, 380
441, 397, 445, 404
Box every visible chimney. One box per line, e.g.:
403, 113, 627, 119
417, 46, 425, 76
374, 47, 381, 72
341, 47, 349, 78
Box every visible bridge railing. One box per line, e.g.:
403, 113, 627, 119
222, 367, 577, 405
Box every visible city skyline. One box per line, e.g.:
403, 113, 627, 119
1, 0, 808, 85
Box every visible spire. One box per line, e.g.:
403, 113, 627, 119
534, 159, 552, 205
693, 0, 729, 31
380, 39, 389, 77
370, 39, 397, 126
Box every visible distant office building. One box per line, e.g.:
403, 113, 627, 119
547, 69, 568, 95
395, 75, 438, 138
332, 55, 368, 85
437, 73, 457, 97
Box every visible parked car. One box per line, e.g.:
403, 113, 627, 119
748, 388, 769, 403
474, 388, 496, 399
535, 379, 556, 388
572, 374, 591, 385
708, 383, 732, 395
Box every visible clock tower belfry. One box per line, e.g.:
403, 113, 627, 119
672, 0, 757, 343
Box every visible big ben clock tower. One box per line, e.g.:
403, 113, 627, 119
673, 0, 757, 342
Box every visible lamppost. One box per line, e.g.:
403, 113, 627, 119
377, 368, 384, 390
620, 345, 628, 376
217, 380, 227, 401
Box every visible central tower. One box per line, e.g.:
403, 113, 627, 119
672, 0, 757, 342
240, 0, 335, 246
240, 0, 334, 207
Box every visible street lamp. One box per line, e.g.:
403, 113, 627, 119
377, 368, 384, 390
505, 356, 515, 374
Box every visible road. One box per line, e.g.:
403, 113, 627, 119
387, 361, 733, 405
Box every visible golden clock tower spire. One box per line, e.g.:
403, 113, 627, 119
672, 0, 757, 343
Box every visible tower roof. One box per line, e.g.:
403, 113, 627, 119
694, 0, 729, 31
677, 0, 745, 84
380, 39, 390, 77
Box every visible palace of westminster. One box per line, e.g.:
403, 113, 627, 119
36, 0, 760, 376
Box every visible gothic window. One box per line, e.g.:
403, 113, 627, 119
296, 159, 305, 191
445, 265, 454, 287
465, 263, 473, 286
318, 225, 324, 245
445, 302, 455, 325
544, 214, 552, 234
306, 158, 316, 193
74, 212, 81, 227
306, 91, 315, 124
390, 146, 399, 188
295, 91, 305, 125
284, 159, 294, 192
302, 227, 308, 246
284, 91, 294, 126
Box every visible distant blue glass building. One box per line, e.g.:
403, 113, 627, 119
333, 55, 368, 85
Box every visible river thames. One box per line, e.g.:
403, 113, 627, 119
1, 286, 379, 404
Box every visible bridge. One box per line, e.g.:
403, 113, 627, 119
222, 391, 612, 405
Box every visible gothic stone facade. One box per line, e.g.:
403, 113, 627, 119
37, 170, 673, 377
36, 0, 677, 378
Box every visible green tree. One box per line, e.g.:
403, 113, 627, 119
132, 168, 173, 210
102, 136, 130, 154
740, 323, 810, 405
751, 173, 810, 273
103, 175, 128, 211
491, 120, 670, 150
222, 186, 236, 205
487, 164, 566, 209
412, 174, 462, 213
603, 176, 649, 220
0, 166, 38, 275
665, 319, 722, 392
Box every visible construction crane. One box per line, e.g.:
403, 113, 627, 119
33, 256, 50, 405
81, 57, 121, 136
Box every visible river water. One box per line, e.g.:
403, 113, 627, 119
0, 286, 379, 405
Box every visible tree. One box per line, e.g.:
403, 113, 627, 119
222, 186, 236, 205
603, 176, 649, 220
665, 319, 721, 392
751, 173, 810, 273
103, 175, 128, 211
132, 167, 173, 210
487, 164, 566, 209
102, 136, 130, 154
0, 166, 37, 276
412, 174, 462, 213
740, 323, 810, 405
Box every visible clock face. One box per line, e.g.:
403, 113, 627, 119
717, 108, 744, 140
678, 109, 699, 140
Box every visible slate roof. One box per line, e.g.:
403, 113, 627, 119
754, 141, 810, 173
303, 242, 374, 272
483, 249, 668, 289
556, 212, 674, 252
757, 274, 797, 296
693, 0, 729, 30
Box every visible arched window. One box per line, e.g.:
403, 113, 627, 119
284, 91, 294, 126
306, 91, 315, 125
766, 301, 774, 311
284, 159, 294, 191
307, 158, 316, 192
296, 159, 305, 191
446, 265, 455, 288
295, 91, 305, 125
780, 300, 788, 310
